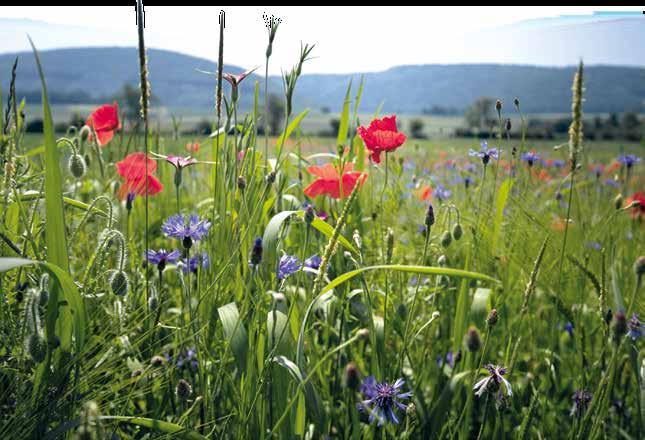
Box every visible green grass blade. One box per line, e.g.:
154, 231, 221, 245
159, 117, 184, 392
320, 264, 499, 295
492, 178, 513, 253
336, 79, 352, 148
218, 302, 248, 373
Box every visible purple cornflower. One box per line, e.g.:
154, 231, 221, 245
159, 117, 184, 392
359, 377, 412, 425
181, 251, 210, 274
617, 154, 641, 169
628, 313, 644, 340
473, 364, 512, 398
564, 322, 574, 336
249, 237, 263, 268
162, 214, 212, 249
469, 140, 499, 166
174, 347, 199, 371
571, 390, 592, 418
277, 254, 301, 281
145, 249, 181, 271
585, 242, 602, 251
433, 184, 452, 202
303, 254, 322, 275
126, 192, 136, 211
464, 176, 474, 189
550, 159, 566, 168
437, 350, 460, 368
521, 151, 540, 167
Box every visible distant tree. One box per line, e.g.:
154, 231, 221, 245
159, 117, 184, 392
268, 94, 285, 135
409, 118, 425, 139
329, 118, 340, 137
464, 97, 496, 132
622, 112, 640, 131
194, 119, 212, 136
115, 84, 159, 126
25, 119, 44, 133
320, 106, 331, 114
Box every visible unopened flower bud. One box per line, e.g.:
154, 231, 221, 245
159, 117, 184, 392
613, 311, 628, 340
634, 256, 645, 278
237, 175, 246, 191
513, 97, 520, 107
151, 355, 166, 367
464, 326, 481, 352
440, 231, 452, 248
486, 309, 499, 328
357, 328, 369, 340
615, 194, 623, 210
110, 271, 129, 296
386, 228, 394, 264
452, 223, 463, 241
343, 362, 361, 390
304, 206, 315, 225
26, 333, 46, 363
265, 171, 276, 184
175, 379, 193, 400
437, 255, 447, 267
504, 118, 511, 132
495, 99, 502, 113
425, 203, 435, 228
68, 154, 87, 179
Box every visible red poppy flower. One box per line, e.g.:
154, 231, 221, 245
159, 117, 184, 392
627, 192, 645, 220
357, 115, 407, 164
304, 163, 367, 199
418, 185, 432, 201
86, 102, 121, 146
115, 152, 163, 200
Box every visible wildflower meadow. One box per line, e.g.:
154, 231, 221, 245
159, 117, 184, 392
0, 4, 643, 439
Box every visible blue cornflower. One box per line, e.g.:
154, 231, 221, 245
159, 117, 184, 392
249, 237, 263, 268
162, 214, 212, 249
433, 184, 452, 202
521, 151, 540, 167
145, 249, 181, 271
464, 176, 474, 189
469, 140, 499, 166
303, 254, 322, 275
551, 159, 566, 168
604, 179, 619, 188
585, 242, 602, 251
628, 313, 644, 341
175, 346, 199, 371
617, 154, 641, 168
359, 377, 412, 425
181, 251, 210, 274
277, 254, 301, 280
473, 364, 512, 398
564, 322, 574, 336
571, 390, 592, 418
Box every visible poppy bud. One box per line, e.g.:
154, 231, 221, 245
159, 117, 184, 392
343, 362, 361, 390
613, 311, 627, 340
614, 194, 623, 210
26, 333, 46, 363
126, 192, 135, 212
634, 256, 645, 278
266, 171, 276, 184
504, 118, 511, 132
175, 379, 193, 400
437, 254, 447, 267
513, 97, 520, 107
495, 99, 502, 113
464, 326, 481, 352
148, 294, 158, 312
452, 223, 463, 241
440, 231, 452, 248
68, 154, 87, 179
151, 355, 166, 367
110, 271, 129, 296
486, 309, 499, 328
237, 175, 246, 191
425, 203, 435, 228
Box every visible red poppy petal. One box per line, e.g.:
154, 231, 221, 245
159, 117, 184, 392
341, 172, 366, 198
95, 129, 115, 147
116, 152, 157, 179
369, 115, 398, 132
87, 102, 120, 132
307, 163, 339, 180
304, 179, 340, 199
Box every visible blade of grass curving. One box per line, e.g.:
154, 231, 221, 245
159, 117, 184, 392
276, 109, 309, 157
100, 416, 207, 440
218, 302, 248, 373
319, 265, 498, 295
28, 37, 72, 400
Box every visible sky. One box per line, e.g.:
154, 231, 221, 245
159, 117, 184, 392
1, 6, 643, 74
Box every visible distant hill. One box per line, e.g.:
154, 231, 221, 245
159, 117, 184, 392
1, 47, 644, 114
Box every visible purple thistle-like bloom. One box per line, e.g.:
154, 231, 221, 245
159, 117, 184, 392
469, 140, 499, 166
473, 364, 512, 398
359, 377, 412, 425
145, 249, 181, 270
571, 390, 592, 418
277, 254, 301, 280
628, 313, 644, 341
521, 151, 540, 167
162, 214, 212, 248
618, 154, 641, 168
181, 251, 210, 274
